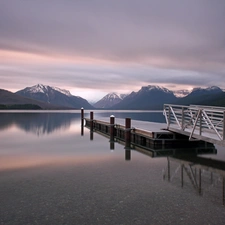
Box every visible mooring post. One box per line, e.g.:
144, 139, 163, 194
90, 111, 94, 140
80, 107, 84, 136
110, 115, 115, 150
90, 111, 94, 131
125, 118, 131, 143
125, 118, 131, 157
110, 115, 115, 137
81, 107, 84, 126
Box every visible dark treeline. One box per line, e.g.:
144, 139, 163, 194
0, 104, 42, 110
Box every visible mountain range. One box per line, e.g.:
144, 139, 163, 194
15, 84, 94, 109
0, 84, 225, 110
95, 85, 225, 109
0, 84, 93, 109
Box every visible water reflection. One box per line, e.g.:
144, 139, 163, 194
163, 155, 225, 205
2, 112, 225, 224
0, 113, 80, 135
84, 123, 225, 206
2, 112, 225, 208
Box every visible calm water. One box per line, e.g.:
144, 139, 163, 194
0, 110, 225, 225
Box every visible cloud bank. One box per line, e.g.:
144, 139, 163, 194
0, 0, 225, 100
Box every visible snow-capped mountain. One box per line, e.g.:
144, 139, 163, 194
192, 86, 222, 94
173, 90, 191, 98
16, 84, 93, 109
22, 84, 72, 97
93, 92, 127, 108
175, 86, 223, 105
142, 85, 173, 94
112, 85, 177, 109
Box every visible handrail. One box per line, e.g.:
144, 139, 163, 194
163, 104, 225, 143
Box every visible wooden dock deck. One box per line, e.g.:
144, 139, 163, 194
82, 110, 215, 152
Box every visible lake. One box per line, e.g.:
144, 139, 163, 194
0, 110, 225, 225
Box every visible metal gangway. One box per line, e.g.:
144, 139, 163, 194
163, 104, 225, 146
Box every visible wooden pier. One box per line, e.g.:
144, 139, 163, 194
82, 109, 215, 153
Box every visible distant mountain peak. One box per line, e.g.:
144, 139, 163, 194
141, 85, 172, 94
103, 92, 121, 99
192, 86, 222, 93
94, 92, 127, 108
205, 86, 222, 91
102, 92, 127, 101
15, 84, 93, 109
173, 89, 191, 98
27, 84, 72, 96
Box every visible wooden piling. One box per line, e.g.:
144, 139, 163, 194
81, 107, 84, 126
110, 115, 115, 137
90, 111, 94, 131
109, 115, 115, 150
125, 118, 131, 143
125, 118, 131, 150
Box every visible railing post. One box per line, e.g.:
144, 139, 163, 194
199, 109, 202, 135
181, 107, 184, 130
168, 106, 171, 128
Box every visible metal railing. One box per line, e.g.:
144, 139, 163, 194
163, 104, 225, 141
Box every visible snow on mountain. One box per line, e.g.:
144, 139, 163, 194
173, 90, 191, 98
28, 84, 72, 96
28, 84, 47, 94
15, 84, 94, 109
141, 85, 173, 94
102, 92, 126, 101
52, 87, 72, 96
112, 85, 177, 109
93, 92, 126, 108
119, 94, 128, 99
205, 86, 222, 91
191, 86, 222, 94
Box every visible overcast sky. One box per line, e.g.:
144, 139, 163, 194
0, 0, 225, 100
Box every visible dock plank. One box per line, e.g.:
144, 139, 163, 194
94, 117, 168, 133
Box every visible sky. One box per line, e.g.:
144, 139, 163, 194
0, 0, 225, 101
